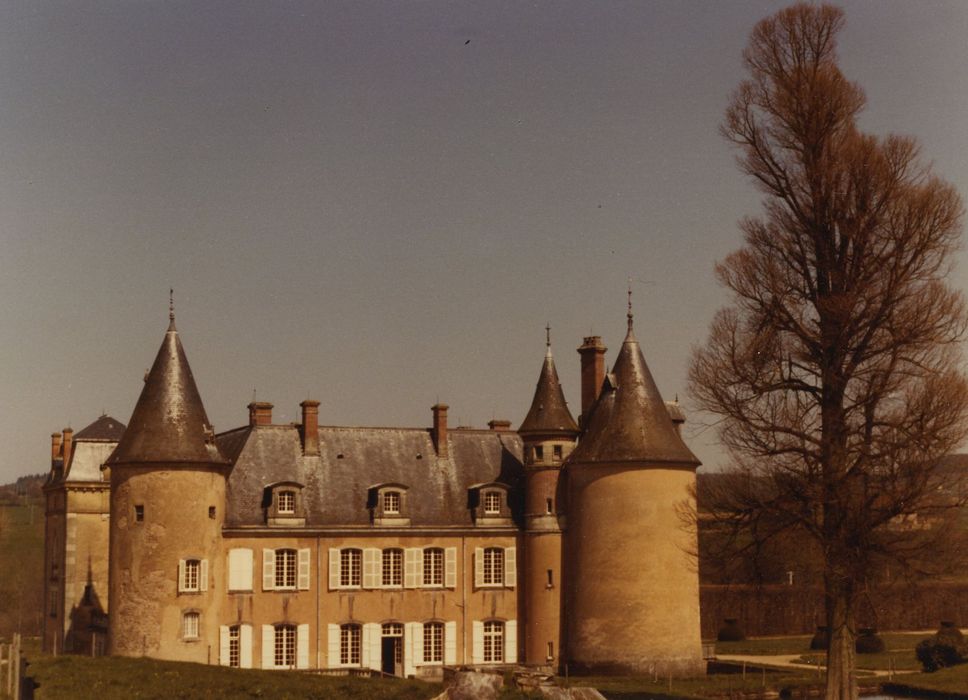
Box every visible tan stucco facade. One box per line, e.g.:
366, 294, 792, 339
563, 464, 703, 676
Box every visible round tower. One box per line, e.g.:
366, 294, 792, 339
105, 303, 230, 661
518, 328, 579, 669
562, 310, 703, 676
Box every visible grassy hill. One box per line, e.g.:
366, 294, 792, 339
0, 493, 45, 640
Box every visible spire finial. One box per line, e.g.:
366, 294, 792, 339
169, 288, 175, 325
627, 278, 633, 331
545, 323, 551, 348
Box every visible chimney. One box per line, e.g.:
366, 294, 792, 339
62, 428, 74, 468
432, 404, 449, 458
577, 335, 607, 426
488, 419, 512, 432
51, 432, 62, 467
300, 400, 320, 456
248, 401, 274, 427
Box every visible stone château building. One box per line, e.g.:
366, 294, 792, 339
43, 303, 703, 677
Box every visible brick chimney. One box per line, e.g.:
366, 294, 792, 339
577, 335, 607, 426
432, 404, 449, 458
248, 401, 273, 427
487, 419, 512, 432
62, 428, 74, 468
300, 400, 320, 456
51, 432, 62, 467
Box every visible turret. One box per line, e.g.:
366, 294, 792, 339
105, 298, 229, 661
562, 304, 703, 676
519, 326, 579, 669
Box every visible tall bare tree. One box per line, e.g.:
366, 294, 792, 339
690, 4, 968, 698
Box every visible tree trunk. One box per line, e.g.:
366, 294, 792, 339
825, 575, 857, 700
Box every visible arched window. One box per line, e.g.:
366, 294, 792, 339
483, 621, 504, 663
274, 549, 297, 589
183, 611, 200, 640
278, 490, 296, 514
383, 490, 401, 515
483, 491, 501, 515
340, 624, 362, 665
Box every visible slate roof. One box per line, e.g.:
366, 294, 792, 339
73, 415, 126, 442
518, 346, 579, 437
65, 442, 116, 483
221, 424, 524, 527
107, 318, 227, 466
568, 323, 700, 467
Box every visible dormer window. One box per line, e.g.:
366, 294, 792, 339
265, 482, 306, 526
533, 445, 544, 462
483, 491, 501, 515
369, 484, 410, 526
278, 491, 296, 515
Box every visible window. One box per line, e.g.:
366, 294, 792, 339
274, 549, 296, 589
274, 624, 296, 668
547, 569, 554, 587
340, 624, 361, 665
278, 490, 296, 514
382, 549, 402, 587
183, 611, 200, 640
483, 548, 504, 586
340, 549, 362, 587
483, 621, 504, 663
208, 506, 216, 519
134, 505, 144, 522
547, 641, 554, 660
183, 559, 201, 592
483, 491, 501, 515
228, 625, 240, 667
546, 498, 553, 514
383, 490, 400, 514
423, 622, 443, 664
553, 444, 563, 461
533, 445, 544, 462
383, 623, 403, 666
423, 548, 443, 586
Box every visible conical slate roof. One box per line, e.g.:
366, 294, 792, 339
107, 317, 227, 466
568, 324, 699, 467
519, 344, 579, 437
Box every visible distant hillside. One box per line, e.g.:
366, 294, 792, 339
0, 473, 45, 505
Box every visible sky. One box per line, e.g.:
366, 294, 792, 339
3, 1, 968, 483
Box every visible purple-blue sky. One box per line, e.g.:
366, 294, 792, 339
3, 1, 968, 482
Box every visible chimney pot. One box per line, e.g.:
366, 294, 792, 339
577, 336, 607, 426
432, 404, 449, 458
300, 400, 320, 456
488, 419, 512, 432
247, 401, 274, 427
62, 428, 74, 468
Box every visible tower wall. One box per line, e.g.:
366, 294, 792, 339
108, 465, 226, 661
563, 463, 702, 676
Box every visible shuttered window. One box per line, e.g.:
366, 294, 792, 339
340, 549, 362, 587
483, 548, 503, 585
422, 548, 443, 586
423, 622, 443, 664
382, 549, 403, 587
275, 549, 297, 589
340, 624, 362, 665
483, 621, 503, 663
274, 624, 296, 668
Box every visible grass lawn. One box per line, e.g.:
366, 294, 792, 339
566, 670, 823, 700
885, 663, 968, 697
24, 655, 443, 700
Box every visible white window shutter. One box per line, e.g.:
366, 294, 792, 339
219, 625, 230, 665
361, 624, 370, 669
413, 623, 424, 665
404, 548, 419, 588
404, 623, 417, 677
229, 548, 253, 591
298, 549, 311, 590
327, 624, 339, 668
415, 547, 424, 585
445, 547, 457, 588
472, 621, 484, 664
365, 623, 381, 671
177, 559, 186, 593
240, 624, 253, 668
474, 548, 484, 588
297, 624, 309, 669
328, 549, 340, 590
445, 621, 457, 665
262, 625, 274, 669
200, 559, 209, 592
505, 620, 517, 663
363, 548, 378, 589
262, 549, 275, 591
504, 547, 516, 588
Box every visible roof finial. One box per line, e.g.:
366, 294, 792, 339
169, 288, 175, 327
627, 278, 634, 331
545, 323, 551, 348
